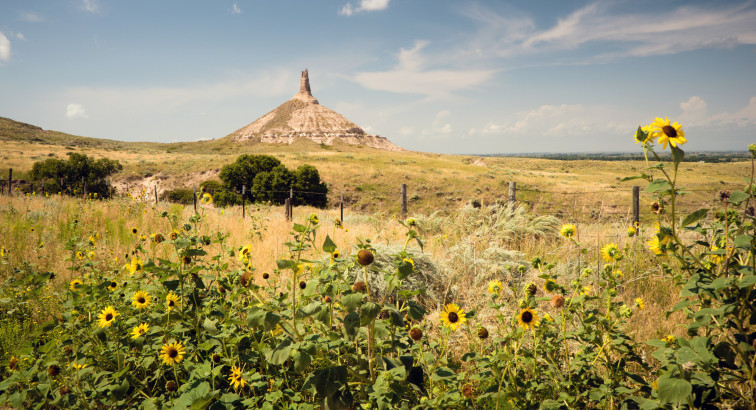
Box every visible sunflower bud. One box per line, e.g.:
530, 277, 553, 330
240, 272, 252, 287
409, 327, 423, 341
719, 190, 731, 202
8, 356, 19, 371
299, 280, 307, 290
749, 144, 756, 157
461, 384, 474, 398
59, 386, 71, 395
477, 327, 489, 339
48, 364, 61, 377
212, 354, 221, 364
63, 346, 73, 355
352, 281, 367, 293
166, 380, 177, 392
526, 283, 537, 296
324, 295, 332, 303
357, 249, 374, 266
262, 272, 270, 280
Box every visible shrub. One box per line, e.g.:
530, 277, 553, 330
162, 188, 195, 205
29, 153, 122, 198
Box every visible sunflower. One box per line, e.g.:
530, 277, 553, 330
97, 306, 119, 328
107, 281, 118, 292
633, 124, 654, 145
308, 214, 319, 225
166, 292, 180, 311
87, 251, 96, 259
239, 245, 252, 263
662, 335, 676, 344
487, 279, 503, 295
131, 227, 138, 235
228, 365, 247, 390
647, 236, 667, 256
635, 298, 645, 310
127, 257, 143, 275
334, 218, 344, 229
517, 308, 540, 331
559, 224, 576, 238
650, 117, 686, 150
76, 251, 84, 260
161, 341, 186, 366
132, 291, 151, 309
331, 250, 341, 259
600, 243, 622, 262
88, 235, 97, 246
201, 193, 213, 204
627, 226, 636, 237
439, 303, 467, 331
170, 230, 179, 240
69, 279, 83, 291
131, 323, 149, 340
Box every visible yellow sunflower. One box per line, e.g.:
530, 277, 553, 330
559, 224, 576, 238
88, 235, 97, 246
487, 279, 503, 295
201, 192, 213, 204
132, 291, 151, 309
166, 292, 180, 311
76, 251, 84, 260
517, 308, 540, 331
634, 124, 654, 145
161, 341, 186, 366
228, 365, 247, 390
647, 236, 667, 256
97, 306, 119, 328
69, 279, 83, 291
439, 303, 467, 331
635, 298, 645, 310
127, 257, 143, 275
87, 251, 96, 259
309, 214, 319, 225
131, 323, 149, 340
131, 227, 138, 235
107, 281, 118, 292
331, 250, 341, 259
627, 226, 636, 237
650, 117, 686, 150
239, 245, 252, 264
600, 243, 622, 262
334, 218, 344, 229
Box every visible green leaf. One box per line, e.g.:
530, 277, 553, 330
293, 223, 307, 233
303, 366, 347, 397
620, 174, 650, 182
430, 367, 455, 381
246, 307, 281, 331
680, 209, 708, 227
671, 146, 685, 166
658, 375, 692, 405
343, 312, 360, 339
739, 274, 756, 288
397, 260, 413, 280
728, 190, 750, 205
296, 302, 323, 319
110, 378, 130, 401
322, 235, 337, 253
734, 234, 753, 250
340, 293, 363, 313
202, 317, 218, 335
359, 302, 382, 326
646, 179, 672, 193
276, 259, 297, 270
407, 301, 427, 321
266, 338, 293, 365
292, 350, 311, 372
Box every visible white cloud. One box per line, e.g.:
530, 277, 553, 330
18, 11, 44, 22
66, 103, 89, 119
420, 110, 454, 138
232, 3, 242, 14
0, 32, 11, 63
462, 2, 756, 62
16, 33, 26, 41
339, 0, 390, 16
679, 96, 708, 125
81, 0, 100, 14
707, 97, 756, 127
353, 41, 496, 98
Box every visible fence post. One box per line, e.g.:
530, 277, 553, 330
125, 181, 129, 196
242, 185, 246, 219
154, 185, 158, 206
508, 182, 517, 203
340, 192, 344, 222
193, 185, 197, 213
285, 198, 291, 221
290, 187, 293, 202
8, 168, 12, 196
401, 184, 407, 219
632, 186, 640, 226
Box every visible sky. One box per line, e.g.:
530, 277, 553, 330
1, 0, 756, 154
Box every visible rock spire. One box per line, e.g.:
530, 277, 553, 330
293, 69, 319, 104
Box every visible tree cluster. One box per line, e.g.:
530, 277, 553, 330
29, 153, 122, 198
218, 154, 328, 207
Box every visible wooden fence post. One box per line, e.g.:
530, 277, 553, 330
285, 198, 291, 221
632, 186, 640, 226
508, 182, 517, 203
193, 185, 197, 213
154, 185, 158, 206
340, 192, 344, 222
242, 185, 246, 219
8, 168, 12, 196
401, 184, 407, 219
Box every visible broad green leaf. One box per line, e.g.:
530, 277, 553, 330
293, 223, 307, 233
658, 375, 692, 404
739, 274, 756, 288
276, 259, 297, 270
671, 146, 685, 166
343, 312, 360, 339
267, 338, 293, 365
202, 317, 218, 335
322, 235, 337, 253
728, 190, 750, 205
340, 293, 363, 313
397, 259, 413, 280
680, 208, 708, 227
296, 302, 323, 319
359, 302, 382, 326
303, 366, 347, 397
620, 174, 650, 182
407, 301, 427, 321
734, 234, 753, 250
646, 179, 672, 193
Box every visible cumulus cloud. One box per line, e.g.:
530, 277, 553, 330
679, 96, 708, 125
66, 103, 89, 119
16, 33, 26, 41
0, 32, 11, 63
18, 11, 44, 22
81, 0, 100, 14
353, 40, 496, 98
420, 110, 454, 138
339, 0, 390, 16
232, 3, 242, 14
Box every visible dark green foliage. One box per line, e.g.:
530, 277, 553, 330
162, 188, 195, 205
220, 155, 327, 207
199, 180, 223, 194
29, 153, 122, 198
212, 190, 242, 208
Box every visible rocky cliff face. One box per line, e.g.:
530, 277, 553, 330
229, 70, 402, 152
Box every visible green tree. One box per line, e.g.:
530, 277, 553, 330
219, 154, 282, 199
293, 164, 328, 207
29, 153, 122, 197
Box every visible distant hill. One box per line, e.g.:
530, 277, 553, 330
0, 116, 140, 149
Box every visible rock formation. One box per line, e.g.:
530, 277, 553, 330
228, 70, 402, 151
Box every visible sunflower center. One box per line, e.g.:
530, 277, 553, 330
105, 313, 113, 321
138, 297, 145, 303
522, 311, 533, 323
448, 312, 459, 323
110, 282, 116, 288
169, 349, 178, 358
662, 125, 677, 138
168, 300, 175, 306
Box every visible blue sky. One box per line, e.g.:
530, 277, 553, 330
1, 0, 755, 154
